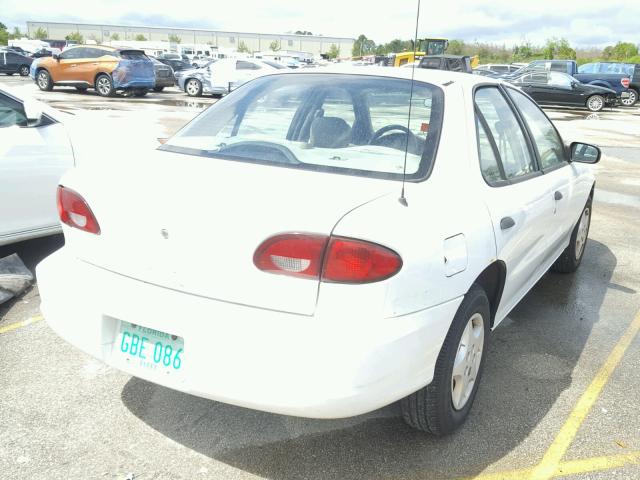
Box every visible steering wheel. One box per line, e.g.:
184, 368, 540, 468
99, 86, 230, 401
369, 124, 413, 145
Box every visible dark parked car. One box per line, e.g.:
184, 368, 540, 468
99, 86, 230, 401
510, 71, 617, 112
156, 56, 192, 73
578, 62, 640, 106
31, 48, 53, 58
418, 55, 473, 73
150, 57, 175, 91
501, 60, 630, 100
0, 50, 33, 76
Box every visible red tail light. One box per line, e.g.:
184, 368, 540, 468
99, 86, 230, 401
56, 186, 101, 234
254, 233, 402, 283
622, 78, 630, 88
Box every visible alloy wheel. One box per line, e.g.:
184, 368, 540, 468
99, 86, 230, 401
186, 79, 200, 96
575, 207, 590, 260
97, 77, 111, 96
621, 90, 637, 107
451, 313, 485, 410
37, 71, 48, 89
20, 66, 29, 76
588, 96, 603, 112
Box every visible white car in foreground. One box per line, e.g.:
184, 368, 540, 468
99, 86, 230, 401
38, 68, 599, 434
0, 87, 74, 246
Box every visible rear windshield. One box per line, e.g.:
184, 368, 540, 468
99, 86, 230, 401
119, 50, 148, 60
161, 74, 444, 181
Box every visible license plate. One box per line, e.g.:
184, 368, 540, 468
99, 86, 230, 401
113, 321, 184, 377
621, 92, 630, 98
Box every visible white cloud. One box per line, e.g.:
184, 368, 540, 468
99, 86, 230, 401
4, 0, 640, 46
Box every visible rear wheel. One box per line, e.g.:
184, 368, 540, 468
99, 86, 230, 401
621, 89, 638, 107
401, 285, 489, 435
153, 86, 164, 92
133, 89, 148, 97
586, 95, 605, 112
19, 65, 30, 76
95, 74, 115, 97
36, 69, 53, 91
551, 197, 592, 273
185, 78, 202, 97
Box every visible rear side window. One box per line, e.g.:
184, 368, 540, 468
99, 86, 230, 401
0, 92, 27, 128
475, 115, 503, 184
474, 87, 537, 182
507, 88, 566, 170
119, 50, 148, 60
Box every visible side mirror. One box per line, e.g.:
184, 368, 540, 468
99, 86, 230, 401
570, 142, 601, 164
53, 53, 60, 61
23, 99, 44, 127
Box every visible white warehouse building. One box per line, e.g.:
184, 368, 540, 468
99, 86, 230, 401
26, 21, 354, 57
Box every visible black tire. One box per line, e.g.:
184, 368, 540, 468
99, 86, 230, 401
551, 197, 592, 273
401, 285, 490, 435
185, 78, 203, 97
6, 72, 14, 76
36, 69, 53, 91
19, 65, 30, 76
75, 86, 88, 93
95, 73, 115, 97
133, 89, 148, 97
586, 95, 605, 112
153, 86, 164, 92
621, 88, 638, 107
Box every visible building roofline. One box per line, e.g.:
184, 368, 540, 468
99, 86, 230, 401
26, 21, 354, 41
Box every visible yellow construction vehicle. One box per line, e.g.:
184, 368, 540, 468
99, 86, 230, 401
388, 38, 479, 69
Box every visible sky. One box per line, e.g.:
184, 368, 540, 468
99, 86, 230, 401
2, 0, 639, 47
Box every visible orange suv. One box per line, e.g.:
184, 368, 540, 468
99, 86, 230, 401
31, 46, 155, 97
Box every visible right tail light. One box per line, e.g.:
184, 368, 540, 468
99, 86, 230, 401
56, 185, 101, 235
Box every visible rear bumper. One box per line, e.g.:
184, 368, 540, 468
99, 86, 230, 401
37, 248, 461, 418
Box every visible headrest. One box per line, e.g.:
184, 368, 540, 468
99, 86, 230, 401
309, 117, 352, 148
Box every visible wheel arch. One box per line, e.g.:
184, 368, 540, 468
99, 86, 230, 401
94, 71, 112, 86
472, 260, 506, 328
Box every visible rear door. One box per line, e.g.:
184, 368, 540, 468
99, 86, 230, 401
474, 86, 555, 321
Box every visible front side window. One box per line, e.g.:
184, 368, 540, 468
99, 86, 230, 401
507, 88, 566, 170
474, 87, 536, 180
60, 48, 84, 60
0, 93, 27, 128
162, 74, 444, 181
548, 72, 573, 89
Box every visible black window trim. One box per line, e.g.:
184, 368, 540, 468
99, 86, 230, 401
502, 84, 570, 174
473, 84, 543, 187
0, 90, 58, 128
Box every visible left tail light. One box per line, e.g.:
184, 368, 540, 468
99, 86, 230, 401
621, 78, 631, 89
253, 233, 402, 283
56, 186, 101, 235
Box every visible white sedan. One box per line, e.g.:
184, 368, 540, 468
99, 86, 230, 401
37, 68, 599, 435
0, 87, 74, 246
176, 58, 285, 96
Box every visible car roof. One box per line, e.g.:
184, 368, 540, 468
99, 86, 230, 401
261, 65, 501, 89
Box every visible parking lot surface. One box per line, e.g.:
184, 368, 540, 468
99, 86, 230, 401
1, 74, 639, 480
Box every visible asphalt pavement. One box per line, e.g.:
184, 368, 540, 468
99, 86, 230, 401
1, 74, 639, 480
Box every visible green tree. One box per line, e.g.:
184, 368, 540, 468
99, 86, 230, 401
134, 34, 147, 41
294, 30, 313, 35
9, 26, 23, 39
110, 32, 120, 41
168, 33, 181, 43
513, 42, 533, 61
328, 43, 340, 59
33, 27, 48, 40
237, 40, 250, 53
65, 31, 84, 43
352, 34, 376, 57
269, 40, 280, 51
0, 28, 7, 46
447, 39, 465, 55
543, 38, 576, 60
610, 42, 638, 60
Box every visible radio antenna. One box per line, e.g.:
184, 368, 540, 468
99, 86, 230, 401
399, 0, 421, 207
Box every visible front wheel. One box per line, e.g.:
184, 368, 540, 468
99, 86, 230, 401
185, 78, 203, 97
401, 285, 490, 435
19, 65, 30, 76
95, 74, 115, 97
587, 95, 605, 112
36, 69, 53, 91
551, 197, 592, 273
621, 89, 638, 107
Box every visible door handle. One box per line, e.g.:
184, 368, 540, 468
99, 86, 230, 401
70, 64, 77, 67
92, 62, 99, 65
554, 191, 563, 201
500, 216, 516, 230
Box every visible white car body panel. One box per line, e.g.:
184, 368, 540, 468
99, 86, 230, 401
37, 68, 595, 418
0, 88, 74, 245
